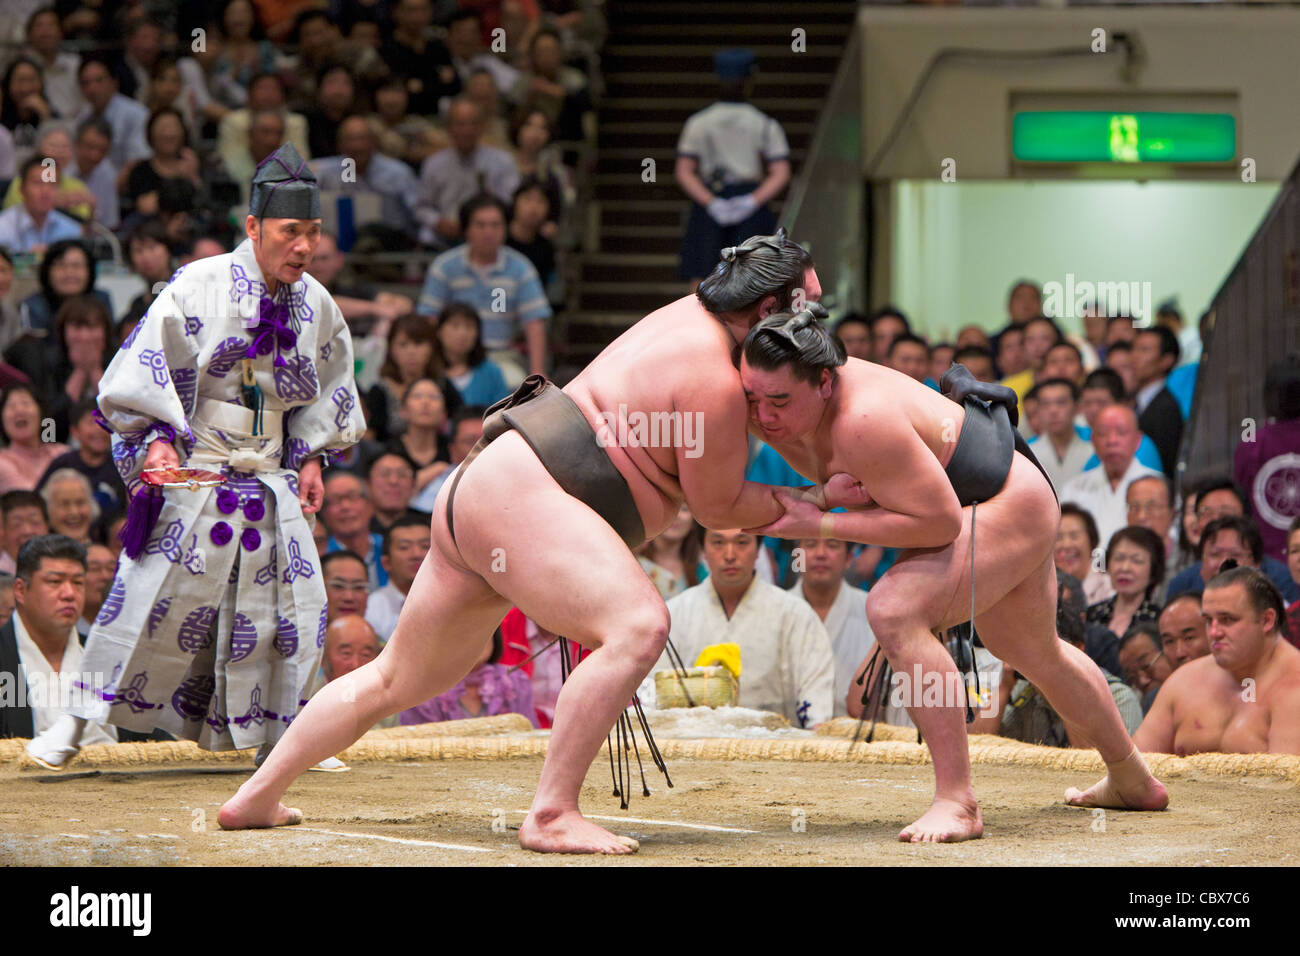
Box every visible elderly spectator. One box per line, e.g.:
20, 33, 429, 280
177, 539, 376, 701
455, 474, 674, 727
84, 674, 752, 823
436, 303, 510, 408
123, 108, 203, 220
0, 489, 48, 574
1126, 474, 1177, 580
388, 378, 451, 493
1166, 493, 1300, 603
1061, 404, 1162, 550
415, 100, 520, 249
366, 451, 419, 533
2, 125, 94, 221
884, 333, 929, 385
953, 344, 996, 383
400, 626, 537, 726
65, 118, 118, 229
1054, 503, 1114, 606
417, 193, 550, 383
646, 529, 835, 728
0, 157, 82, 254
1077, 369, 1163, 473
1086, 526, 1164, 640
217, 73, 310, 180
635, 503, 701, 600
322, 613, 381, 680
1, 535, 116, 744
1132, 326, 1184, 478
74, 57, 150, 173
22, 8, 82, 118
321, 549, 371, 623
40, 468, 96, 545
77, 541, 115, 636
1118, 621, 1173, 713
302, 64, 357, 161
312, 116, 420, 239
410, 403, 486, 512
2, 57, 55, 169
365, 514, 429, 642
1134, 566, 1300, 754
323, 472, 387, 589
0, 385, 68, 493
1158, 592, 1211, 670
788, 537, 877, 719
381, 0, 457, 116
1026, 378, 1091, 493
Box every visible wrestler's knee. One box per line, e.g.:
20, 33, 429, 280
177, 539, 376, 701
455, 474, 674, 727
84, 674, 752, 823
864, 585, 917, 651
602, 605, 669, 674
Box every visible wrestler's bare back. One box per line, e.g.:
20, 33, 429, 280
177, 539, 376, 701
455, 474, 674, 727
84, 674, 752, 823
564, 294, 755, 539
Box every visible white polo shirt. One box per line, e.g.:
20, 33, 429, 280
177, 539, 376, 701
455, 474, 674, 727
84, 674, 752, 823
676, 102, 790, 187
1061, 458, 1162, 552
13, 610, 116, 744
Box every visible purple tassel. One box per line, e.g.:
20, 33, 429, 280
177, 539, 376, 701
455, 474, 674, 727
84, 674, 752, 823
119, 486, 165, 559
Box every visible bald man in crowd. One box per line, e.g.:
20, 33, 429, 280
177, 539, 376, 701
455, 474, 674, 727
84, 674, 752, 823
1061, 404, 1161, 550
1158, 593, 1210, 669
1135, 567, 1300, 754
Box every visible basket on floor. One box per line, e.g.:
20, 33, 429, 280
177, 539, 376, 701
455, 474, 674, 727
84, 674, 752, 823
655, 665, 738, 709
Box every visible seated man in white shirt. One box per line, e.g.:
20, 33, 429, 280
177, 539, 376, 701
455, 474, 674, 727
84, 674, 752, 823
649, 528, 835, 728
787, 536, 875, 718
1026, 378, 1092, 493
3, 534, 116, 751
1060, 404, 1161, 551
365, 514, 430, 643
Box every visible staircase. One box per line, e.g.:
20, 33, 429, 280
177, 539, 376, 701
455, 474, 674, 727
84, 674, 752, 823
561, 0, 857, 362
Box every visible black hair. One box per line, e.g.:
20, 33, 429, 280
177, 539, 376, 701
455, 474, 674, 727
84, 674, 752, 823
76, 53, 116, 83
146, 106, 190, 152
1032, 377, 1081, 402
1199, 515, 1263, 566
695, 228, 812, 317
364, 450, 415, 482
293, 6, 333, 43
2, 57, 47, 128
1082, 367, 1126, 402
450, 404, 488, 441
1105, 340, 1132, 357
37, 238, 95, 311
0, 246, 10, 267
321, 549, 368, 577
316, 62, 355, 92
75, 115, 112, 143
953, 345, 994, 366
834, 313, 869, 335
529, 27, 563, 55
742, 303, 845, 386
68, 396, 99, 427
867, 305, 910, 331
886, 332, 928, 358
1118, 620, 1161, 655
1106, 313, 1135, 328
1, 489, 48, 523
458, 192, 509, 235
1045, 340, 1083, 365
25, 5, 60, 36
1023, 314, 1064, 342
1060, 502, 1100, 552
1106, 525, 1166, 600
15, 533, 86, 584
381, 513, 429, 557
1205, 565, 1286, 633
436, 302, 487, 368
509, 175, 555, 222
1137, 325, 1181, 369
1056, 599, 1085, 647
1194, 477, 1247, 517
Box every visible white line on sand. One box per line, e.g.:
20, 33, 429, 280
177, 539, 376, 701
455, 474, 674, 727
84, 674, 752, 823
510, 811, 757, 834
295, 827, 491, 853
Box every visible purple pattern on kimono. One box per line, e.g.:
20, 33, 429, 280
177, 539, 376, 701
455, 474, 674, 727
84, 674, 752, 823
172, 368, 197, 416
183, 533, 206, 575
285, 473, 299, 498
320, 341, 332, 362
177, 605, 217, 653
229, 262, 266, 304
331, 386, 356, 428
229, 612, 258, 662
183, 314, 203, 337
95, 578, 126, 625
324, 447, 347, 467
254, 544, 277, 586
169, 264, 189, 283
121, 315, 145, 349
172, 675, 215, 721
273, 353, 318, 401
281, 537, 314, 583
138, 348, 170, 387
147, 597, 172, 639
286, 284, 312, 323
205, 694, 229, 735
283, 437, 311, 471
113, 672, 161, 714
207, 336, 250, 378
144, 518, 185, 563
274, 616, 299, 657
112, 441, 139, 480
316, 606, 328, 648
233, 684, 268, 727
224, 472, 264, 506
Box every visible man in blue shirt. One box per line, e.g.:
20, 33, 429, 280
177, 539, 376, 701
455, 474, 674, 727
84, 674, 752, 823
0, 157, 83, 253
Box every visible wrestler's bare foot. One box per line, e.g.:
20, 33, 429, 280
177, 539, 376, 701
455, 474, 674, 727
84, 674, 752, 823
1065, 748, 1169, 810
898, 797, 983, 843
217, 788, 304, 830
518, 808, 639, 854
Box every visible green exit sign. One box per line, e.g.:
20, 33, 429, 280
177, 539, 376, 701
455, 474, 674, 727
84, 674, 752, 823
1012, 111, 1236, 163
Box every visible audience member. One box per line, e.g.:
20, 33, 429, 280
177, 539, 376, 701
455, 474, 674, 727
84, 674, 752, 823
927, 342, 955, 385
636, 503, 701, 600
0, 534, 116, 744
41, 468, 96, 544
509, 109, 567, 218
1055, 502, 1113, 606
13, 238, 107, 338
1, 57, 55, 169
320, 548, 372, 623
364, 314, 445, 444
388, 378, 452, 493
995, 325, 1028, 378
884, 333, 929, 385
436, 304, 510, 407
1286, 516, 1300, 648
37, 398, 124, 517
74, 57, 150, 172
217, 73, 311, 189
1103, 340, 1137, 397
1125, 474, 1176, 578
445, 9, 521, 99
788, 537, 877, 718
208, 0, 286, 109
66, 118, 118, 229
0, 489, 49, 574
1085, 526, 1164, 640
0, 384, 69, 494
118, 221, 173, 328
1132, 326, 1184, 478
364, 514, 430, 642
1061, 404, 1161, 550
1118, 620, 1173, 713
410, 404, 486, 511
0, 156, 82, 254
0, 572, 13, 625
380, 0, 457, 116
301, 65, 358, 161
867, 306, 909, 363
321, 613, 380, 679
77, 541, 116, 636
322, 472, 387, 589
1158, 592, 1210, 669
1076, 368, 1163, 473
1166, 490, 1299, 603
1134, 566, 1300, 754
465, 69, 511, 149
312, 116, 420, 239
953, 344, 996, 383
288, 9, 385, 112
13, 293, 112, 444
22, 9, 82, 118
954, 324, 991, 352
1040, 340, 1086, 386
647, 528, 834, 728
417, 193, 550, 382
370, 76, 444, 169
366, 452, 420, 533
1, 125, 94, 221
1026, 379, 1090, 492
833, 314, 871, 362
506, 176, 558, 289
519, 27, 592, 143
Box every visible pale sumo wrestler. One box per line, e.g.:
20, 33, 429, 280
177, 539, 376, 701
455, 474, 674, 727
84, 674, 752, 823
739, 307, 1168, 843
218, 232, 864, 853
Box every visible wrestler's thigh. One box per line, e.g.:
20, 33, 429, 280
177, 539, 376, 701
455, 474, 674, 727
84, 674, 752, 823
449, 431, 668, 646
972, 550, 1060, 671
871, 456, 1058, 631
